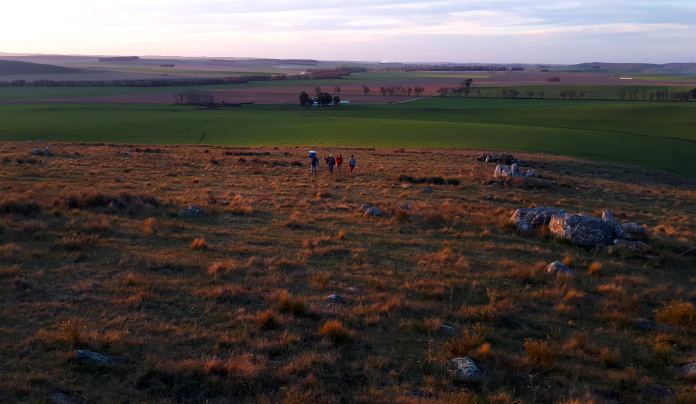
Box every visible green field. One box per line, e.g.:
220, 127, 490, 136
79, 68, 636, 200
1, 98, 694, 177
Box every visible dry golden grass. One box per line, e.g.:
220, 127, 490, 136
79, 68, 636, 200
0, 142, 694, 403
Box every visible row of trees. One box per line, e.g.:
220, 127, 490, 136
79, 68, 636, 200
618, 88, 694, 102
379, 86, 425, 96
173, 92, 215, 105
298, 91, 339, 107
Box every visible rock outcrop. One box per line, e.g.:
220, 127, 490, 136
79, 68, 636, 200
549, 213, 614, 248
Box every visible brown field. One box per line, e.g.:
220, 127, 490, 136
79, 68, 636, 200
1, 142, 695, 403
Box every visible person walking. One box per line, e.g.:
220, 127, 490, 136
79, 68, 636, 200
336, 154, 344, 173
327, 154, 336, 173
348, 155, 356, 174
310, 153, 319, 174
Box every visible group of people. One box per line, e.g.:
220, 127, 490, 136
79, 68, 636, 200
310, 152, 356, 175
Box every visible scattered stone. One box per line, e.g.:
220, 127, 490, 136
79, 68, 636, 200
525, 169, 537, 177
363, 206, 381, 216
622, 222, 646, 237
333, 184, 342, 189
422, 187, 432, 194
545, 261, 573, 277
121, 152, 132, 157
613, 239, 650, 253
221, 200, 229, 206
31, 148, 40, 155
401, 203, 410, 210
631, 318, 676, 333
449, 357, 483, 380
440, 324, 459, 336
486, 194, 494, 200
75, 350, 116, 364
346, 287, 365, 295
549, 213, 614, 248
602, 210, 625, 239
178, 205, 204, 218
43, 147, 52, 156
47, 393, 78, 404
682, 361, 696, 378
361, 203, 371, 211
327, 294, 347, 304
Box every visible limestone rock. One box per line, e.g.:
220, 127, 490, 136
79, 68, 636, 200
622, 222, 646, 237
440, 324, 459, 336
602, 210, 625, 239
549, 213, 614, 248
31, 148, 40, 155
545, 261, 573, 277
614, 239, 650, 253
631, 318, 675, 333
47, 393, 78, 404
511, 207, 566, 232
178, 205, 204, 218
75, 350, 116, 364
43, 147, 52, 156
327, 294, 347, 304
683, 361, 696, 378
364, 206, 381, 216
449, 357, 482, 380
422, 187, 432, 194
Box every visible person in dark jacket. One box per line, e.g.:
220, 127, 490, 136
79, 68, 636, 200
327, 154, 336, 173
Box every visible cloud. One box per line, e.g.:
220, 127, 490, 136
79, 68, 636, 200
2, 0, 694, 63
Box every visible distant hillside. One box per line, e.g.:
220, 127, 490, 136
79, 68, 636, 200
567, 62, 696, 75
0, 59, 81, 76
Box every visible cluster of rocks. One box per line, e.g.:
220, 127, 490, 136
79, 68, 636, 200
477, 153, 526, 165
31, 147, 51, 156
178, 205, 204, 218
512, 207, 648, 250
494, 163, 537, 179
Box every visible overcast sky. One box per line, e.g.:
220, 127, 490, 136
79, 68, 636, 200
4, 0, 695, 64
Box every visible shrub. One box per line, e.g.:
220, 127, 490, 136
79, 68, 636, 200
655, 300, 696, 327
319, 320, 350, 342
56, 190, 159, 210
588, 261, 602, 276
600, 347, 621, 368
446, 324, 485, 357
190, 238, 208, 251
277, 291, 306, 316
59, 317, 86, 346
257, 310, 278, 330
524, 338, 556, 367
0, 199, 41, 216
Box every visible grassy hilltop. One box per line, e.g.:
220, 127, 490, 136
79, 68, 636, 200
0, 142, 694, 403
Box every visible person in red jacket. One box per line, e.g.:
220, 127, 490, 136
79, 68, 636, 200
336, 154, 344, 172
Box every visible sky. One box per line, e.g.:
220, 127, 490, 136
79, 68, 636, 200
4, 0, 696, 64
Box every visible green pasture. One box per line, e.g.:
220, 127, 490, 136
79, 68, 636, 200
0, 98, 694, 177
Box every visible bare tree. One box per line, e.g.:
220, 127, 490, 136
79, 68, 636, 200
526, 90, 535, 99
362, 85, 370, 95
333, 86, 341, 95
